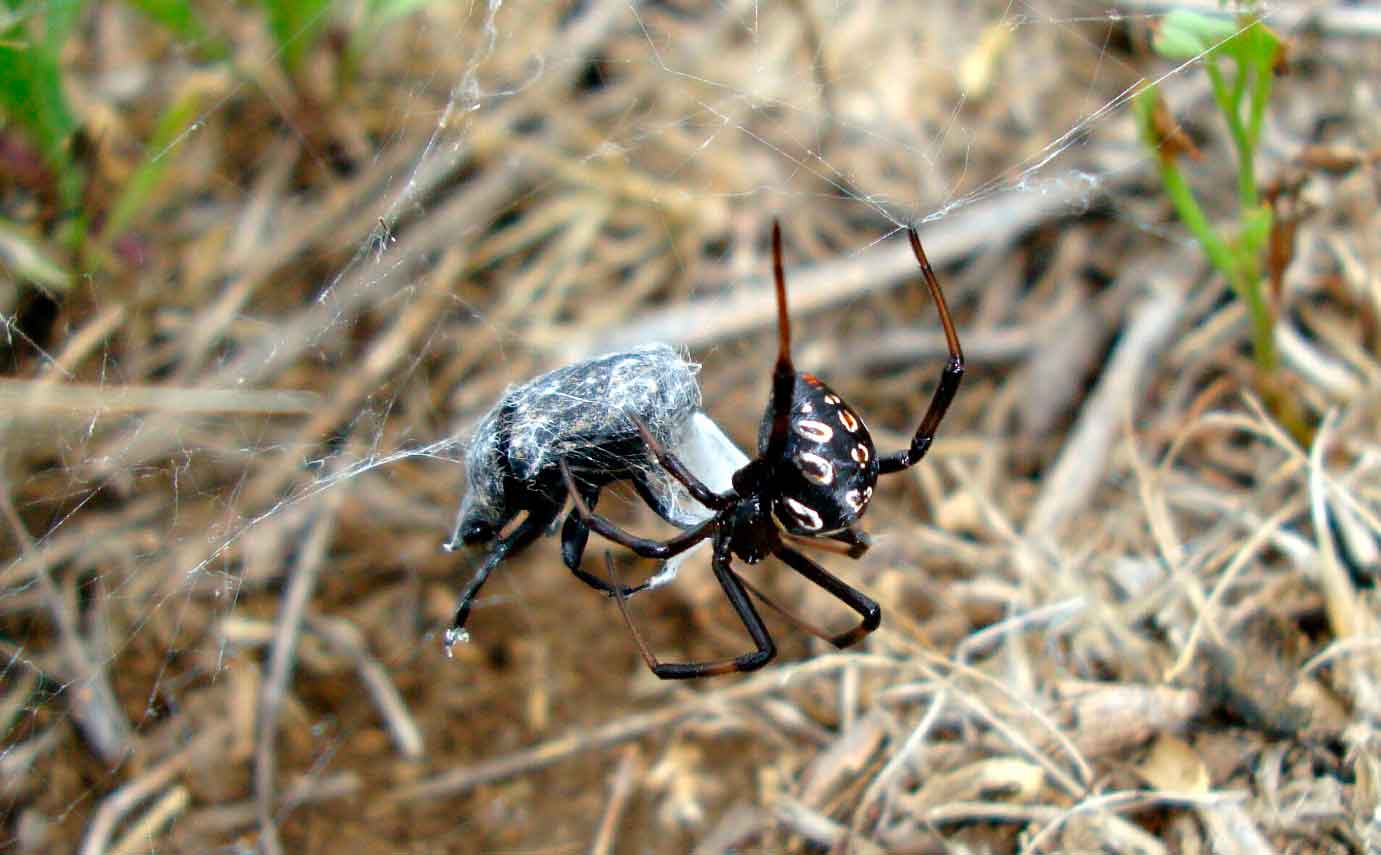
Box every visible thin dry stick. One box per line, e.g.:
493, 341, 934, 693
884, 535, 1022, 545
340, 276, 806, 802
381, 653, 905, 808
588, 745, 642, 855
0, 494, 163, 589
79, 722, 231, 855
107, 785, 190, 855
1308, 410, 1356, 641
179, 773, 361, 838
1164, 502, 1294, 682
776, 796, 886, 855
851, 687, 948, 837
174, 137, 420, 382
0, 466, 131, 764
37, 303, 126, 380
90, 0, 640, 479
89, 151, 529, 478
1021, 787, 1248, 854
241, 246, 465, 509
543, 183, 1112, 361
306, 615, 424, 760
1025, 285, 1186, 535
254, 481, 347, 855
912, 647, 1093, 799
0, 380, 316, 416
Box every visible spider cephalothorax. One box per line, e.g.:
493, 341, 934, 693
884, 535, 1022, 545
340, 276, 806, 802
562, 221, 964, 678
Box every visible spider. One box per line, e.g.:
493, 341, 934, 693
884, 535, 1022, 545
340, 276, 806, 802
561, 221, 964, 678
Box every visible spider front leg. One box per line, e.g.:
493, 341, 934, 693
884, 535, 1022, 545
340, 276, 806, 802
605, 536, 776, 679
878, 228, 965, 475
828, 526, 872, 559
629, 416, 735, 512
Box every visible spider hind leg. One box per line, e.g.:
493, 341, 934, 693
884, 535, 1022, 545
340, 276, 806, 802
604, 540, 776, 679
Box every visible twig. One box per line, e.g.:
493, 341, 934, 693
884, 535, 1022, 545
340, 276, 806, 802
542, 175, 1133, 360
775, 796, 886, 855
1308, 410, 1373, 653
1025, 282, 1186, 535
108, 786, 189, 855
240, 246, 464, 509
0, 379, 316, 417
254, 483, 346, 855
692, 802, 770, 855
79, 722, 230, 855
306, 615, 425, 760
36, 303, 126, 380
0, 495, 163, 589
0, 465, 131, 764
852, 687, 947, 835
380, 653, 905, 808
179, 773, 361, 838
588, 745, 642, 855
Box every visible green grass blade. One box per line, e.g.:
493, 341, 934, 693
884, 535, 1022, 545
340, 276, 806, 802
102, 85, 207, 244
259, 0, 334, 72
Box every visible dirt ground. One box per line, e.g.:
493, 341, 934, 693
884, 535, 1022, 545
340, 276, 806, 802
3, 1, 1381, 853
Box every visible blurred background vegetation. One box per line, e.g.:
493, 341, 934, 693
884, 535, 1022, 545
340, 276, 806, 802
2, 1, 1379, 853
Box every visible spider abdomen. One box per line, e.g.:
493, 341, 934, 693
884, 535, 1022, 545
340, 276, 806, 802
758, 372, 880, 535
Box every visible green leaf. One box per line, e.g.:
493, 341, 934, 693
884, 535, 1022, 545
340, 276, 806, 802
103, 85, 207, 244
0, 3, 79, 168
0, 0, 86, 218
125, 0, 202, 40
259, 0, 334, 73
1154, 10, 1240, 59
1237, 18, 1281, 69
124, 0, 226, 58
364, 0, 433, 27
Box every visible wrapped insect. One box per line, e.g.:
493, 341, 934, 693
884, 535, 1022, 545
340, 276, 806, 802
445, 343, 745, 652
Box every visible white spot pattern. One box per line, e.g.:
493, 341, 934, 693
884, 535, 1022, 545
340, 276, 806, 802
795, 419, 834, 442
798, 452, 834, 485
785, 498, 823, 530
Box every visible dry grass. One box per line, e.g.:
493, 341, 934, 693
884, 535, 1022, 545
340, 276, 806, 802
3, 1, 1381, 853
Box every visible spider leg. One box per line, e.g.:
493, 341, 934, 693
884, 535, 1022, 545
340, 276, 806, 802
828, 526, 873, 559
630, 416, 734, 511
561, 477, 669, 600
446, 503, 560, 653
774, 544, 880, 649
561, 460, 715, 560
728, 569, 845, 645
605, 536, 776, 679
878, 228, 965, 475
760, 219, 799, 465
630, 468, 694, 526
783, 526, 871, 558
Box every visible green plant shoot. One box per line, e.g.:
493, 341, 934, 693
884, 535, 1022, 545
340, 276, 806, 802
1134, 10, 1305, 440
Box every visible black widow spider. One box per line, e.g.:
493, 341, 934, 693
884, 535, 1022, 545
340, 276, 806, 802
561, 221, 964, 678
